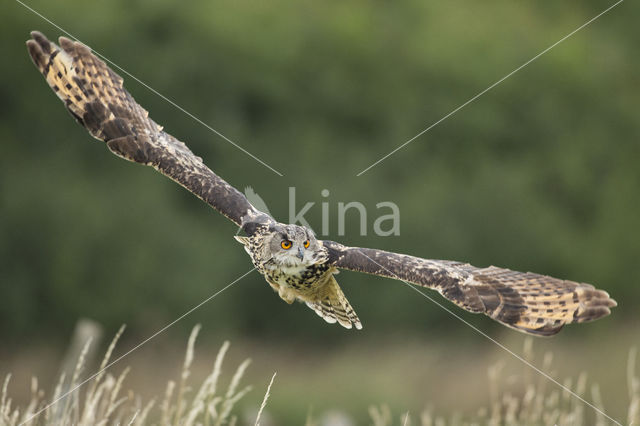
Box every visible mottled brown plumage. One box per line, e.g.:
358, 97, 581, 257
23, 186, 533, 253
27, 31, 616, 335
323, 242, 616, 335
26, 31, 259, 227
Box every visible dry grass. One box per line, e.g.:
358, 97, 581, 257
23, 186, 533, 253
1, 328, 637, 426
367, 340, 639, 426
0, 325, 261, 426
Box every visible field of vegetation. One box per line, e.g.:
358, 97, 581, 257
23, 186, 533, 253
2, 324, 639, 425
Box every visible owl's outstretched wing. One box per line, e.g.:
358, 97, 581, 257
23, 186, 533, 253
26, 31, 268, 229
323, 241, 616, 336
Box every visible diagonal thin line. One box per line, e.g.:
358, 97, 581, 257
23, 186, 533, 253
355, 249, 622, 425
402, 411, 410, 426
356, 0, 624, 176
14, 0, 284, 177
19, 268, 256, 426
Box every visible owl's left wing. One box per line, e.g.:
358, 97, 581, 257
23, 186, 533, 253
322, 240, 616, 336
26, 31, 267, 229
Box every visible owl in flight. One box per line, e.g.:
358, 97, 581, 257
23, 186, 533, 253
27, 32, 616, 335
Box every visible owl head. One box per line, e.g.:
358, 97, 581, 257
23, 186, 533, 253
265, 223, 325, 267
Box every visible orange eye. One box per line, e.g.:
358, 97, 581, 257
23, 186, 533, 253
303, 240, 310, 248
281, 240, 292, 250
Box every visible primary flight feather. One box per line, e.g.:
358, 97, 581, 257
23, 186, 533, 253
26, 31, 616, 335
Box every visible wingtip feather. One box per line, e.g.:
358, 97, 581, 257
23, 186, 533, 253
29, 31, 51, 53
58, 36, 75, 51
26, 39, 44, 69
26, 31, 53, 71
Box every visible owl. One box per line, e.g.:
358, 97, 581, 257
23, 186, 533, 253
26, 31, 616, 335
235, 222, 361, 329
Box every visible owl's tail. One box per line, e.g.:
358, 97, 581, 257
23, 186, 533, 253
306, 275, 362, 330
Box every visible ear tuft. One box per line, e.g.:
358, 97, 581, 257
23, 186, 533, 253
234, 236, 250, 245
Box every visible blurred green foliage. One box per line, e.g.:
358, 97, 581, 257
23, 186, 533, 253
1, 0, 638, 343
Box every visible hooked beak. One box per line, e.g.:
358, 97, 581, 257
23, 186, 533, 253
296, 247, 304, 260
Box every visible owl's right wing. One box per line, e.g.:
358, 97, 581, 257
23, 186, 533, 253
27, 31, 269, 229
323, 240, 616, 336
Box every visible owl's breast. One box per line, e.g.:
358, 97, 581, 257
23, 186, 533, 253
265, 263, 332, 291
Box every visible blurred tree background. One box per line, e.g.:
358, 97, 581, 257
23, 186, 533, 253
0, 0, 638, 423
